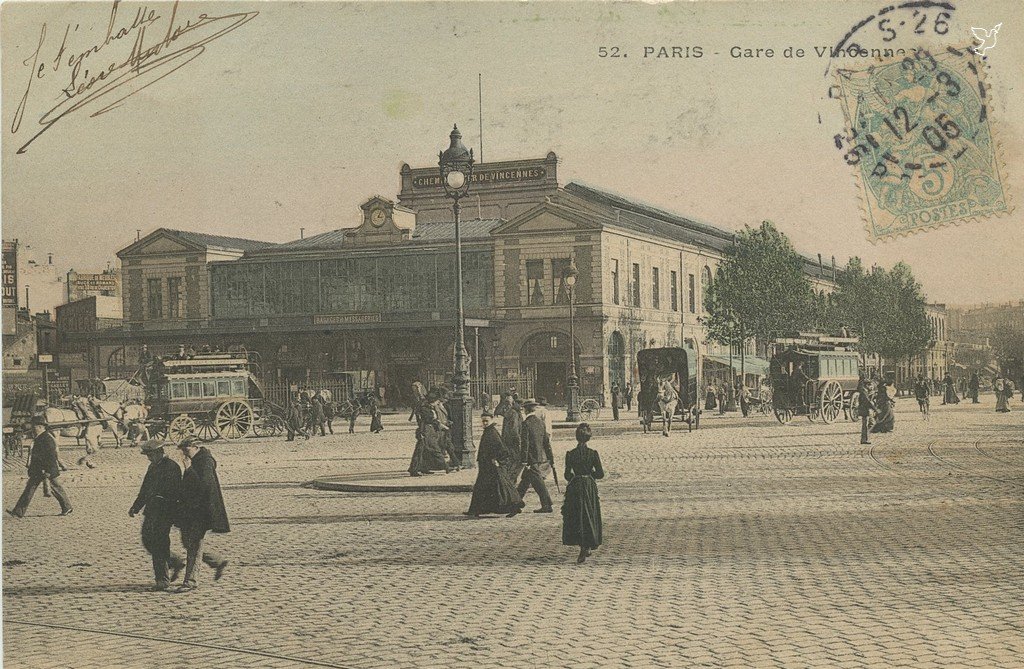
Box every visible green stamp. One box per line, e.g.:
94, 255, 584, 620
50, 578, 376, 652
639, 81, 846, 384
836, 47, 1010, 241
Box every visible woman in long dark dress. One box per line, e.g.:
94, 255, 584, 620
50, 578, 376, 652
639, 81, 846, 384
466, 412, 524, 517
408, 398, 449, 476
942, 373, 960, 405
368, 395, 384, 433
561, 423, 604, 564
704, 384, 717, 411
871, 380, 896, 433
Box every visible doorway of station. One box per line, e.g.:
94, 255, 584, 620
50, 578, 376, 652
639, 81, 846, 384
534, 361, 568, 404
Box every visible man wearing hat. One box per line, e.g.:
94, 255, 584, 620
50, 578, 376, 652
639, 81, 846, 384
517, 400, 555, 513
129, 439, 186, 591
8, 415, 73, 518
174, 438, 229, 592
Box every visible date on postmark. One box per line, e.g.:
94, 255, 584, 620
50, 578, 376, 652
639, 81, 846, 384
835, 47, 1010, 242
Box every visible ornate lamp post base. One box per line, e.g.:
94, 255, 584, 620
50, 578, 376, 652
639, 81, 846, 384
448, 394, 476, 468
565, 377, 581, 423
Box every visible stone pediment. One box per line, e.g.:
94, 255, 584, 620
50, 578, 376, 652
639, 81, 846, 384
136, 236, 194, 254
117, 229, 204, 258
491, 201, 601, 236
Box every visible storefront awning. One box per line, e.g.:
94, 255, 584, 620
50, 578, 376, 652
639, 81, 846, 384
704, 354, 770, 376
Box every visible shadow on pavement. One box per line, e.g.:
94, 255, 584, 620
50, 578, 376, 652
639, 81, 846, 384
3, 582, 152, 596
233, 512, 476, 525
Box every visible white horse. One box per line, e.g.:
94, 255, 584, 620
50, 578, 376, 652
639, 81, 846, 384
657, 378, 680, 437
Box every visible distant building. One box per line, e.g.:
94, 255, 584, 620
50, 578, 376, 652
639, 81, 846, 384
66, 268, 121, 302
893, 303, 953, 383
55, 295, 124, 383
949, 301, 1024, 338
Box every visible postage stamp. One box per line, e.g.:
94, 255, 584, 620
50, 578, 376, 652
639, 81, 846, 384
835, 46, 1010, 242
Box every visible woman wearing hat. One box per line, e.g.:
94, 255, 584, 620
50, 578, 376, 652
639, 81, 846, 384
561, 423, 604, 564
466, 411, 524, 517
408, 391, 449, 476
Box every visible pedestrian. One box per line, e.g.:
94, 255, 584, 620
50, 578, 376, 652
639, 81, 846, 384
561, 423, 604, 564
871, 379, 896, 434
323, 395, 336, 434
347, 395, 361, 433
7, 415, 73, 518
408, 381, 427, 426
994, 377, 1010, 413
368, 393, 384, 433
285, 398, 307, 441
914, 375, 930, 420
610, 382, 621, 421
126, 418, 150, 448
968, 372, 980, 404
408, 392, 450, 476
536, 397, 553, 440
624, 382, 633, 412
856, 377, 874, 445
310, 395, 327, 437
495, 391, 523, 481
942, 372, 960, 405
432, 392, 459, 469
716, 383, 727, 415
704, 383, 717, 411
173, 438, 229, 592
129, 439, 186, 591
466, 411, 524, 518
739, 384, 750, 418
517, 400, 554, 513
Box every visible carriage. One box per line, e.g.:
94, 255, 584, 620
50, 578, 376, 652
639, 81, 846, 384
636, 347, 700, 433
144, 352, 270, 443
768, 334, 862, 425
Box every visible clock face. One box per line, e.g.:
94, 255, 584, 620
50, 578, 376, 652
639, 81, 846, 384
370, 209, 386, 227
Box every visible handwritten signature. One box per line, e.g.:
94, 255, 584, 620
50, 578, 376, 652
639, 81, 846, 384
11, 0, 258, 154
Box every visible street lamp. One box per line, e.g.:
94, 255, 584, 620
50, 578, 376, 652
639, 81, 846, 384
564, 258, 581, 422
438, 124, 476, 468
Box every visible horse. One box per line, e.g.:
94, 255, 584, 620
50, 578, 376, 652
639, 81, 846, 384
656, 378, 680, 437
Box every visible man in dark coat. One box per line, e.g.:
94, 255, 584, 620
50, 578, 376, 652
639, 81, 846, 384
130, 439, 185, 591
856, 377, 875, 445
8, 415, 72, 518
495, 392, 523, 479
310, 395, 327, 437
285, 396, 307, 441
610, 382, 621, 421
624, 382, 633, 412
517, 400, 554, 513
174, 438, 229, 592
969, 372, 980, 404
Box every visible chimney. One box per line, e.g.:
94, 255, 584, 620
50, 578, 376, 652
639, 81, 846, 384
817, 253, 823, 276
831, 256, 836, 280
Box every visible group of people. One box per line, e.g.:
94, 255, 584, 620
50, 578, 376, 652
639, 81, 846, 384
284, 388, 384, 441
469, 390, 604, 564
7, 417, 230, 593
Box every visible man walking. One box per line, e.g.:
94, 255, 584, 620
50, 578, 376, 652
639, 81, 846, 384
856, 377, 875, 445
610, 382, 621, 421
624, 382, 633, 412
174, 438, 229, 592
517, 400, 554, 513
8, 415, 73, 518
310, 395, 327, 437
914, 375, 930, 420
129, 439, 185, 591
968, 372, 980, 404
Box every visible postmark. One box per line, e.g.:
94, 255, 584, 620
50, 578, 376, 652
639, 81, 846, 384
834, 46, 1010, 241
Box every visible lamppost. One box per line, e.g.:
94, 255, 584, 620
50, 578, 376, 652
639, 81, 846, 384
438, 124, 476, 468
564, 259, 581, 422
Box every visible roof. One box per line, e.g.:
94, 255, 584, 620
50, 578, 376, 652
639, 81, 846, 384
261, 219, 505, 252
410, 219, 504, 241
562, 183, 839, 276
165, 229, 278, 252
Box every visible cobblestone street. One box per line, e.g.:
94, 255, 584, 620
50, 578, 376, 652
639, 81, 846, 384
3, 399, 1022, 668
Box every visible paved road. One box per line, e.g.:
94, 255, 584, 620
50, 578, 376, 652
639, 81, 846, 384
4, 400, 1022, 668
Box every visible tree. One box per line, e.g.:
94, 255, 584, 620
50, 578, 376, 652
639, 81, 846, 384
829, 258, 931, 362
990, 324, 1024, 375
703, 221, 815, 348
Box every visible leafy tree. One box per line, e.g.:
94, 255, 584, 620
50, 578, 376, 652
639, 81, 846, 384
829, 258, 931, 362
703, 221, 815, 348
990, 324, 1024, 374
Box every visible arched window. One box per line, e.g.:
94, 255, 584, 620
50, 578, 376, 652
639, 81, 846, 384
701, 265, 712, 293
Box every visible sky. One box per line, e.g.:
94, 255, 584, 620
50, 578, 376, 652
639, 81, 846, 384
2, 0, 1022, 309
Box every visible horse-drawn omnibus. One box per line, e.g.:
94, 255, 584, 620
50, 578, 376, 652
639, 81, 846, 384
636, 347, 699, 435
145, 352, 275, 443
769, 333, 862, 425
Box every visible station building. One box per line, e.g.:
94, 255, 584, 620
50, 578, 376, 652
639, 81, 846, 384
75, 151, 842, 406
